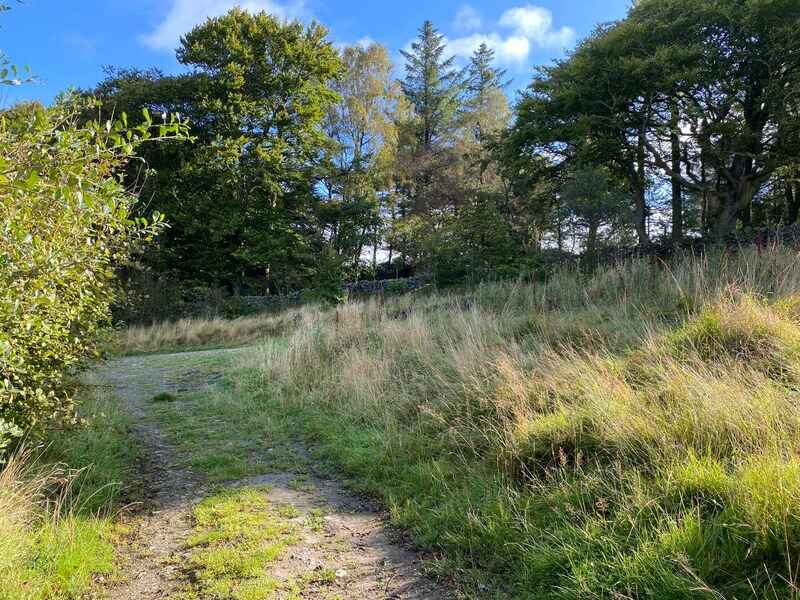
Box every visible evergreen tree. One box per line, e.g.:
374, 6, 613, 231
464, 43, 510, 144
466, 43, 508, 99
400, 21, 462, 151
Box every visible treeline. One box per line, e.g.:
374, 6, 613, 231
93, 0, 800, 295
95, 11, 513, 293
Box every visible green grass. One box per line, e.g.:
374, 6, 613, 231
150, 383, 306, 482
173, 487, 297, 600
151, 392, 178, 403
228, 247, 800, 599
44, 382, 139, 513
174, 486, 343, 600
126, 247, 800, 598
0, 383, 137, 599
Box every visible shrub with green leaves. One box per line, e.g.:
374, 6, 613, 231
0, 97, 185, 452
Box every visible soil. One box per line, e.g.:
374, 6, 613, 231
95, 348, 447, 600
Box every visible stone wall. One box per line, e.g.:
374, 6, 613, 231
238, 277, 424, 310
344, 277, 424, 295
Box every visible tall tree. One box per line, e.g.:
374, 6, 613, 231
627, 0, 800, 240
321, 42, 401, 273
400, 21, 462, 152
394, 21, 465, 233
560, 166, 632, 262
464, 43, 509, 144
460, 43, 511, 188
95, 9, 343, 292
506, 0, 800, 246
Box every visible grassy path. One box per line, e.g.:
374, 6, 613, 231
96, 348, 446, 600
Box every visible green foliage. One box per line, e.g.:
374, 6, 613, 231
0, 97, 185, 451
320, 42, 399, 277
505, 0, 800, 244
151, 392, 178, 403
559, 166, 633, 260
426, 195, 521, 284
306, 248, 347, 305
95, 9, 343, 293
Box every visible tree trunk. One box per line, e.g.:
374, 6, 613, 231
556, 211, 563, 252
670, 106, 683, 245
371, 228, 378, 276
713, 177, 758, 241
786, 181, 800, 225
739, 202, 752, 231
586, 218, 599, 268
632, 181, 649, 248
632, 131, 650, 247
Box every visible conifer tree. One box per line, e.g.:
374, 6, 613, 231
400, 21, 462, 151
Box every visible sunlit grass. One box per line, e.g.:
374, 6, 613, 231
0, 384, 136, 599
111, 310, 300, 356
119, 246, 800, 597
230, 247, 800, 598
174, 486, 340, 600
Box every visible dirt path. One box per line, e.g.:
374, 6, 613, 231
96, 348, 446, 600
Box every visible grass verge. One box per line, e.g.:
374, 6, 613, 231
112, 311, 299, 356
0, 382, 137, 599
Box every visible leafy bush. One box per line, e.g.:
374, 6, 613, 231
0, 97, 185, 452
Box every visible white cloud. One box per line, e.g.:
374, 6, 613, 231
446, 4, 575, 68
335, 36, 376, 52
453, 5, 482, 32
447, 33, 530, 65
141, 0, 308, 52
499, 5, 575, 49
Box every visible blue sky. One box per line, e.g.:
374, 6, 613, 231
1, 0, 631, 106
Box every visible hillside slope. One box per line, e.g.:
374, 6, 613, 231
238, 248, 800, 598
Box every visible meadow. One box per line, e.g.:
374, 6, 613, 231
8, 247, 800, 598
222, 247, 800, 598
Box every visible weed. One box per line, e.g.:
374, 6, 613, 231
151, 392, 178, 403
305, 508, 327, 532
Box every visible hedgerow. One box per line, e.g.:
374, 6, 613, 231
0, 96, 185, 452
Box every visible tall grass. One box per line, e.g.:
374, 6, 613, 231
0, 451, 117, 599
0, 384, 135, 599
113, 309, 299, 355
237, 247, 800, 598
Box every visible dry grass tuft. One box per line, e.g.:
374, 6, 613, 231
113, 309, 300, 355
